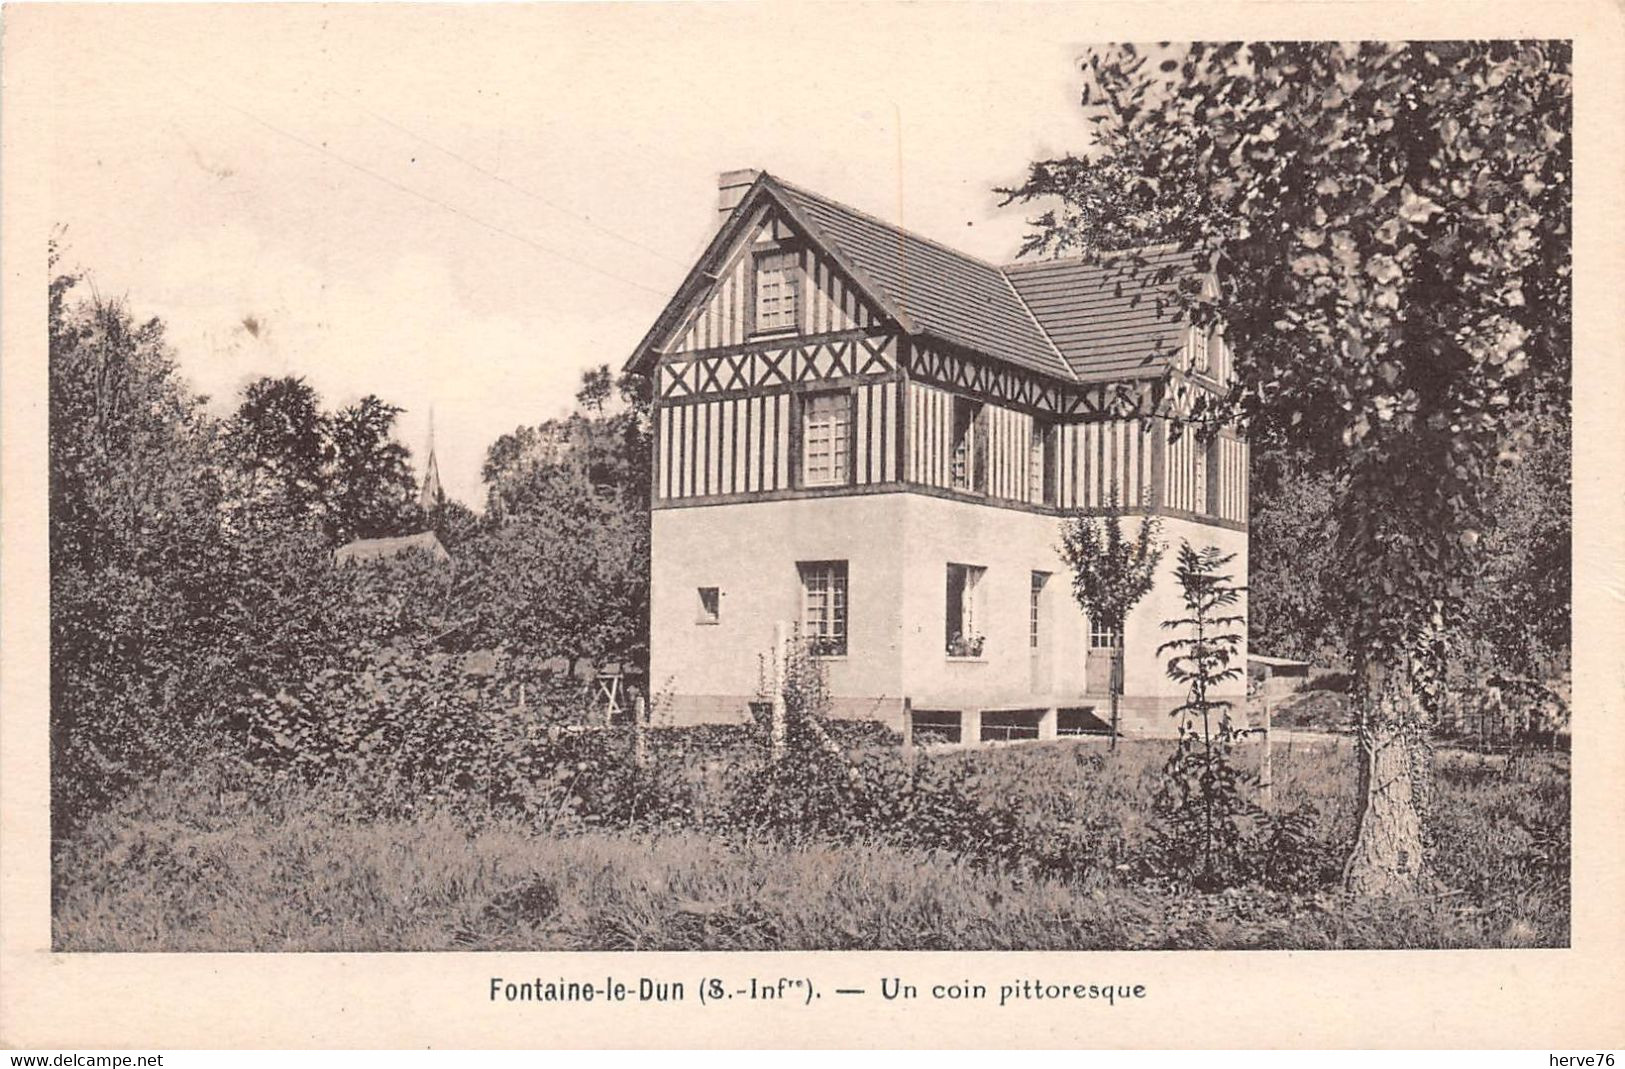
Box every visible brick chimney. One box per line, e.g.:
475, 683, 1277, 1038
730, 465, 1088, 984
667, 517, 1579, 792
717, 169, 761, 217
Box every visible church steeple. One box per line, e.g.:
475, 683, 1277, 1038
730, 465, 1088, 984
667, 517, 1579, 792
419, 408, 444, 514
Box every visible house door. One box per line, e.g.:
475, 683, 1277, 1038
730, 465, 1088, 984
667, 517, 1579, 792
1086, 621, 1122, 696
1029, 572, 1052, 693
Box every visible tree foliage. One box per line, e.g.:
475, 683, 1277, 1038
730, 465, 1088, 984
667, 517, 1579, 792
469, 364, 652, 672
48, 254, 652, 834
1155, 542, 1250, 889
1058, 494, 1164, 639
1006, 40, 1571, 894
1058, 490, 1164, 744
327, 394, 420, 543
224, 375, 332, 525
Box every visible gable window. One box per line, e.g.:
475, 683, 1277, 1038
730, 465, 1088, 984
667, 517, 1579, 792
950, 397, 986, 492
754, 249, 801, 334
799, 560, 848, 657
945, 563, 987, 658
802, 391, 851, 487
696, 587, 721, 624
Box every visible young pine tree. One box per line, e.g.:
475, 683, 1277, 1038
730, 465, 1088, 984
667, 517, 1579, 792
1156, 541, 1250, 890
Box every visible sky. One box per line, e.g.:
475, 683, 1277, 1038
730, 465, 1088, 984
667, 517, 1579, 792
38, 4, 1102, 507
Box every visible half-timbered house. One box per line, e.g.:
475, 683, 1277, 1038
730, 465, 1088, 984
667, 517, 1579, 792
625, 170, 1247, 742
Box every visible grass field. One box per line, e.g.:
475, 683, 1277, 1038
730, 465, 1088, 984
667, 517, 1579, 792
52, 736, 1569, 952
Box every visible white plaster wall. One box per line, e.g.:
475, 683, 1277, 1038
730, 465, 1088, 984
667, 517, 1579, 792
649, 492, 1247, 730
894, 494, 1088, 709
1119, 514, 1251, 712
650, 495, 908, 725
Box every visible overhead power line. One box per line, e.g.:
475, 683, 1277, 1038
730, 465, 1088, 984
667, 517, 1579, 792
126, 52, 670, 296
360, 105, 686, 268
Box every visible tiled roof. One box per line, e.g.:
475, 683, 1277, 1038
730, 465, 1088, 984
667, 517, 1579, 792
334, 530, 450, 565
773, 178, 1074, 380
626, 172, 1208, 384
774, 176, 1205, 383
1004, 247, 1205, 383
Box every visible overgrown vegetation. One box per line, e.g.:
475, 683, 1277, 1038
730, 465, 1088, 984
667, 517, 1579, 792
54, 737, 1568, 951
49, 44, 1573, 948
49, 243, 651, 839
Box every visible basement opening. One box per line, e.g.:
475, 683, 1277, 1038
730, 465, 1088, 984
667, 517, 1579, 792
1056, 707, 1111, 736
909, 709, 962, 746
980, 709, 1044, 744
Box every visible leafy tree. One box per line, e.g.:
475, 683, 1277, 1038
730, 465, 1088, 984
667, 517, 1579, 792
326, 394, 421, 543
1005, 41, 1570, 894
1156, 542, 1250, 889
575, 364, 614, 414
1246, 446, 1347, 666
472, 366, 653, 674
431, 498, 483, 551
1058, 490, 1164, 748
49, 255, 232, 829
467, 475, 648, 677
224, 375, 331, 526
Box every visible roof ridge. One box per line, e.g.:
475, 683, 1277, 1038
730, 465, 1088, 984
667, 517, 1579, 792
1002, 241, 1190, 271
767, 173, 1011, 279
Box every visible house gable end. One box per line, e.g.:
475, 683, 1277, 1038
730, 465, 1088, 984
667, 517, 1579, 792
626, 178, 900, 374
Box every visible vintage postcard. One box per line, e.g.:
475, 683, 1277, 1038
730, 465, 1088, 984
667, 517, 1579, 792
2, 0, 1622, 1051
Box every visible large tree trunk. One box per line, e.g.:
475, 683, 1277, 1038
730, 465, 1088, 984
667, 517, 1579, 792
1343, 654, 1431, 895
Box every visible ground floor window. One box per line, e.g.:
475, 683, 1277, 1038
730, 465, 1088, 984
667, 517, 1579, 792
945, 562, 986, 657
798, 560, 848, 656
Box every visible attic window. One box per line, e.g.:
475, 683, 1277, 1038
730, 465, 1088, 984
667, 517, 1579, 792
754, 249, 800, 334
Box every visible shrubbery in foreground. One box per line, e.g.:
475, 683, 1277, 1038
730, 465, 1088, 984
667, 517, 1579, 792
53, 735, 1569, 952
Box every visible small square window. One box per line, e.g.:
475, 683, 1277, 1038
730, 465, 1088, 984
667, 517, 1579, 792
697, 586, 721, 624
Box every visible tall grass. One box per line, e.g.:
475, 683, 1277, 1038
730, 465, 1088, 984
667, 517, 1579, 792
53, 737, 1568, 951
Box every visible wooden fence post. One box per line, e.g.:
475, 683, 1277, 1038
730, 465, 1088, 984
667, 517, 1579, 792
633, 694, 649, 769
770, 620, 790, 764
1259, 693, 1274, 811
902, 697, 916, 769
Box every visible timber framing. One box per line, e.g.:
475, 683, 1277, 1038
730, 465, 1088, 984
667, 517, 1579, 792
650, 477, 1247, 533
